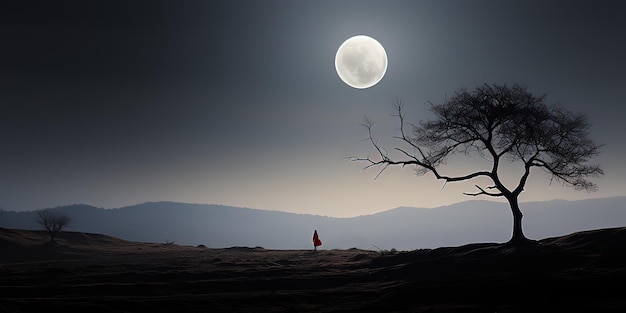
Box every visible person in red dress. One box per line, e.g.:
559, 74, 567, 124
313, 230, 322, 251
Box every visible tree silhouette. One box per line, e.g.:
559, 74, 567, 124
352, 83, 603, 244
36, 209, 71, 243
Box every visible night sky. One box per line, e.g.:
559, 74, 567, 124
2, 0, 625, 217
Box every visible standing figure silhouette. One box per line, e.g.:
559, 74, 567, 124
313, 230, 322, 252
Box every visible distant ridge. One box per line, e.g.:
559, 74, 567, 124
1, 197, 625, 250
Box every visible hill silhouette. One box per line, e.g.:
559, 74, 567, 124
1, 197, 625, 250
1, 226, 625, 312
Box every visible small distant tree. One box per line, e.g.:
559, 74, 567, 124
352, 83, 603, 245
36, 209, 71, 242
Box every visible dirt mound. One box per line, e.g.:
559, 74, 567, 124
0, 228, 199, 263
1, 227, 626, 312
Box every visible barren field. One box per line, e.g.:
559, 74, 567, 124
1, 227, 626, 312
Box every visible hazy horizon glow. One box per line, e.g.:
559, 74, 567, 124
1, 1, 625, 217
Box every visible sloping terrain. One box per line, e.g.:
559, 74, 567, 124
3, 197, 625, 250
1, 227, 626, 312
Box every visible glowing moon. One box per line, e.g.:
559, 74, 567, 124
335, 35, 388, 89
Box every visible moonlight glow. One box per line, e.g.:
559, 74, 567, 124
335, 35, 388, 89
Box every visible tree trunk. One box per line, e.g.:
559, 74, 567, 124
507, 196, 528, 244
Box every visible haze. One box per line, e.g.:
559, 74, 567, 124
1, 0, 625, 217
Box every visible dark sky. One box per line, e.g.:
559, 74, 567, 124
2, 0, 625, 216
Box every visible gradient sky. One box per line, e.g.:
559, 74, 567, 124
2, 0, 625, 217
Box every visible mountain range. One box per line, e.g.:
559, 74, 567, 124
1, 197, 625, 250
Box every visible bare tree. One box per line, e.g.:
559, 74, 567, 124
37, 209, 71, 242
352, 83, 603, 244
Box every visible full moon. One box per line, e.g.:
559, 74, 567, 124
335, 35, 388, 89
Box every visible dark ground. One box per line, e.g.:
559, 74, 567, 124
1, 227, 626, 312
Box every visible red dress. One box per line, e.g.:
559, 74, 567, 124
313, 230, 322, 247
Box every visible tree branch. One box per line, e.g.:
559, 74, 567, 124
464, 185, 504, 197
352, 107, 494, 184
